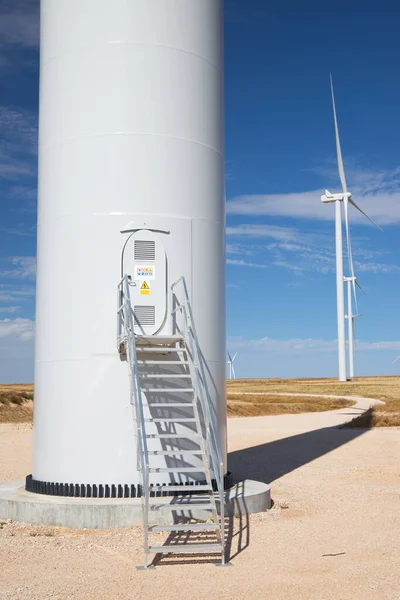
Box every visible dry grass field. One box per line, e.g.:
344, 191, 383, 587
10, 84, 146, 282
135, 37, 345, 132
1, 376, 400, 426
227, 393, 352, 417
228, 376, 400, 426
0, 385, 33, 424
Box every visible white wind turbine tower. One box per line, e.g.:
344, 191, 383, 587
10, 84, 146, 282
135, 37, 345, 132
344, 276, 363, 379
321, 75, 382, 382
227, 352, 238, 380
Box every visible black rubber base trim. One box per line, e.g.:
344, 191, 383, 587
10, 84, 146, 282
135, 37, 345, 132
25, 472, 233, 499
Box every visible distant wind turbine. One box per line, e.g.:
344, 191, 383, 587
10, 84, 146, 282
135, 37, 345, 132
227, 352, 238, 380
321, 75, 382, 382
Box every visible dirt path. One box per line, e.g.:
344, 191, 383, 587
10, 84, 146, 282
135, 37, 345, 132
229, 392, 384, 431
1, 398, 399, 600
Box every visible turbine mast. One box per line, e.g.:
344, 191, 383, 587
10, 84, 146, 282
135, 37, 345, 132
346, 278, 355, 379
335, 200, 347, 381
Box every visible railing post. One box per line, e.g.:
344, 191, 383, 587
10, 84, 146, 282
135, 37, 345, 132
170, 277, 225, 558
119, 275, 151, 568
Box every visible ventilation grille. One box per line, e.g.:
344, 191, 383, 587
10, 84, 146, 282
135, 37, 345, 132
134, 240, 155, 261
134, 305, 155, 326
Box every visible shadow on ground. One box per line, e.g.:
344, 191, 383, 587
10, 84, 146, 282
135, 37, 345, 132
228, 411, 373, 484
149, 411, 373, 567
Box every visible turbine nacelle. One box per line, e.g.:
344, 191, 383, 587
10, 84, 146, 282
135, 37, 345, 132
320, 189, 352, 203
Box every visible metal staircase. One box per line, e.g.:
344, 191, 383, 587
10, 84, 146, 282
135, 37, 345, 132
117, 275, 226, 568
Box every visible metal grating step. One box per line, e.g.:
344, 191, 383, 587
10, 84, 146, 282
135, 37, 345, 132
135, 334, 183, 342
136, 347, 186, 353
149, 543, 223, 554
144, 388, 194, 393
149, 485, 212, 493
145, 418, 196, 423
146, 433, 200, 439
149, 467, 205, 473
147, 450, 202, 456
140, 374, 190, 379
138, 361, 189, 365
149, 523, 219, 532
145, 403, 194, 408
149, 501, 215, 510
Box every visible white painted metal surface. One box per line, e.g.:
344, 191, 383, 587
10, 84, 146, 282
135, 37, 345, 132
335, 200, 347, 382
33, 0, 226, 487
345, 277, 354, 379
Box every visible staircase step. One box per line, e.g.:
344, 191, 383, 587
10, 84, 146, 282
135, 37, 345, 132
146, 403, 194, 408
148, 543, 223, 554
144, 388, 194, 393
146, 433, 200, 439
138, 361, 189, 365
149, 484, 212, 492
149, 467, 205, 473
136, 348, 186, 353
145, 418, 197, 423
140, 375, 190, 380
135, 335, 183, 345
149, 523, 219, 532
148, 450, 202, 456
149, 501, 215, 510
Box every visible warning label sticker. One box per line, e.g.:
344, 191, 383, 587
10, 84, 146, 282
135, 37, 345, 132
135, 265, 155, 280
140, 281, 150, 295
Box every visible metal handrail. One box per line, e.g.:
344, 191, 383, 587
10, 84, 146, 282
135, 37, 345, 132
170, 276, 225, 548
117, 275, 150, 565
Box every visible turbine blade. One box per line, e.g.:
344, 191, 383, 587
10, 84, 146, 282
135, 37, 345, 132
343, 195, 358, 314
352, 278, 358, 315
392, 355, 400, 364
355, 280, 367, 295
232, 365, 236, 379
227, 351, 232, 362
232, 352, 238, 362
348, 198, 383, 232
330, 74, 348, 194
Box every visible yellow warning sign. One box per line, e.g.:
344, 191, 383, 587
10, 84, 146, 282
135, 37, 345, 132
140, 281, 150, 295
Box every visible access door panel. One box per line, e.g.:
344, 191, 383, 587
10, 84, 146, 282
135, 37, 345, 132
124, 230, 167, 335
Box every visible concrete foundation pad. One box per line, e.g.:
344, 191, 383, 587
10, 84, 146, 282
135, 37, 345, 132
0, 479, 271, 529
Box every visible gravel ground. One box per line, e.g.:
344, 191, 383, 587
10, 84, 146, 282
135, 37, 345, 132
0, 398, 399, 600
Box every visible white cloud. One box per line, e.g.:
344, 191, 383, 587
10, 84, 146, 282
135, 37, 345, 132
226, 221, 397, 276
0, 107, 37, 153
11, 256, 36, 278
228, 336, 400, 354
227, 166, 400, 226
226, 243, 254, 256
0, 284, 35, 302
0, 318, 35, 341
0, 317, 35, 380
0, 256, 36, 279
0, 306, 20, 313
227, 224, 300, 241
355, 262, 400, 274
0, 107, 37, 184
227, 258, 269, 269
271, 260, 306, 274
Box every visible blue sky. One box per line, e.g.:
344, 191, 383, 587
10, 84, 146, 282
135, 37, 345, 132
1, 0, 400, 382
